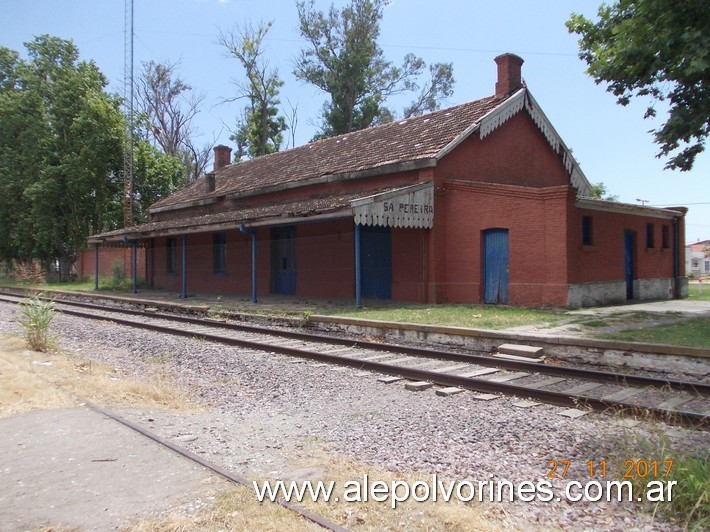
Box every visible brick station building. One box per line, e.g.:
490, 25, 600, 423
88, 54, 688, 307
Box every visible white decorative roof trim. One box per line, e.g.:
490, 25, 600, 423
479, 91, 526, 139
475, 89, 593, 198
352, 181, 434, 229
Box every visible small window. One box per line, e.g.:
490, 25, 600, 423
646, 223, 654, 249
661, 225, 670, 249
582, 216, 593, 246
213, 232, 227, 274
166, 237, 177, 274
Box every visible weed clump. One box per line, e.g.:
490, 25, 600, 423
16, 294, 56, 352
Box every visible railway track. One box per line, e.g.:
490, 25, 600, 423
1, 292, 708, 427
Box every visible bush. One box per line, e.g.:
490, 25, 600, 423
669, 455, 709, 530
110, 259, 125, 287
16, 294, 56, 352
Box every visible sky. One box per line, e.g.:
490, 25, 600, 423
1, 0, 708, 243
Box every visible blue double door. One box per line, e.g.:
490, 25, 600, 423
273, 224, 393, 300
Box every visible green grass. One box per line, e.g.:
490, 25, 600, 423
688, 282, 710, 301
595, 317, 710, 348
0, 276, 147, 293
611, 428, 709, 530
332, 304, 566, 330
666, 455, 709, 531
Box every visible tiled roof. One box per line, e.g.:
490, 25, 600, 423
150, 94, 505, 211
88, 187, 398, 243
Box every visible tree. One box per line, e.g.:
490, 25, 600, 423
294, 0, 454, 138
567, 0, 710, 171
137, 60, 211, 180
218, 21, 287, 161
589, 182, 619, 201
219, 22, 287, 160
132, 133, 186, 224
0, 36, 124, 274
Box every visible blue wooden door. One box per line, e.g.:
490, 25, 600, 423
483, 228, 509, 304
272, 226, 296, 294
361, 225, 392, 299
624, 230, 635, 299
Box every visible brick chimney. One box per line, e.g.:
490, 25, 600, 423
213, 144, 232, 172
494, 53, 524, 98
205, 172, 216, 192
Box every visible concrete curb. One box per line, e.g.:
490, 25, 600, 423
310, 315, 710, 359
309, 315, 710, 376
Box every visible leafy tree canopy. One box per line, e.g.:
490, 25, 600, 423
567, 0, 710, 171
132, 127, 187, 224
589, 182, 619, 201
219, 21, 287, 160
295, 0, 454, 139
0, 35, 124, 269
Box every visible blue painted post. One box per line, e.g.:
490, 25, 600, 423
181, 234, 187, 299
94, 244, 99, 290
251, 231, 257, 303
354, 223, 362, 309
132, 241, 138, 294
239, 225, 257, 303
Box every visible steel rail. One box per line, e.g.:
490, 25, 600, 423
83, 400, 347, 532
69, 308, 710, 427
1, 293, 707, 396
3, 297, 705, 428
0, 348, 346, 531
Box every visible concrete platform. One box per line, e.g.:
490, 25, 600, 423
0, 407, 224, 531
2, 285, 708, 376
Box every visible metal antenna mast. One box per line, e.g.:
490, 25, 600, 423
123, 0, 135, 227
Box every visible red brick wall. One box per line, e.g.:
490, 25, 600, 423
428, 110, 575, 307
150, 232, 254, 294
436, 112, 572, 189
78, 247, 146, 280
392, 228, 425, 301
295, 220, 354, 299
568, 207, 676, 283
428, 180, 570, 306
148, 220, 427, 302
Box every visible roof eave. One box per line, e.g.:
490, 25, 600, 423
147, 158, 438, 215
576, 198, 685, 219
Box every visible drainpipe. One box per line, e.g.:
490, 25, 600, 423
354, 223, 362, 309
673, 219, 680, 298
94, 244, 99, 290
239, 225, 257, 303
181, 234, 187, 299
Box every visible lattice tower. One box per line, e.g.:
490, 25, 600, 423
122, 0, 134, 227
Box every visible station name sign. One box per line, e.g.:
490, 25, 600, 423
351, 182, 434, 229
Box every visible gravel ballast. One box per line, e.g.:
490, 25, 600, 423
1, 302, 706, 530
